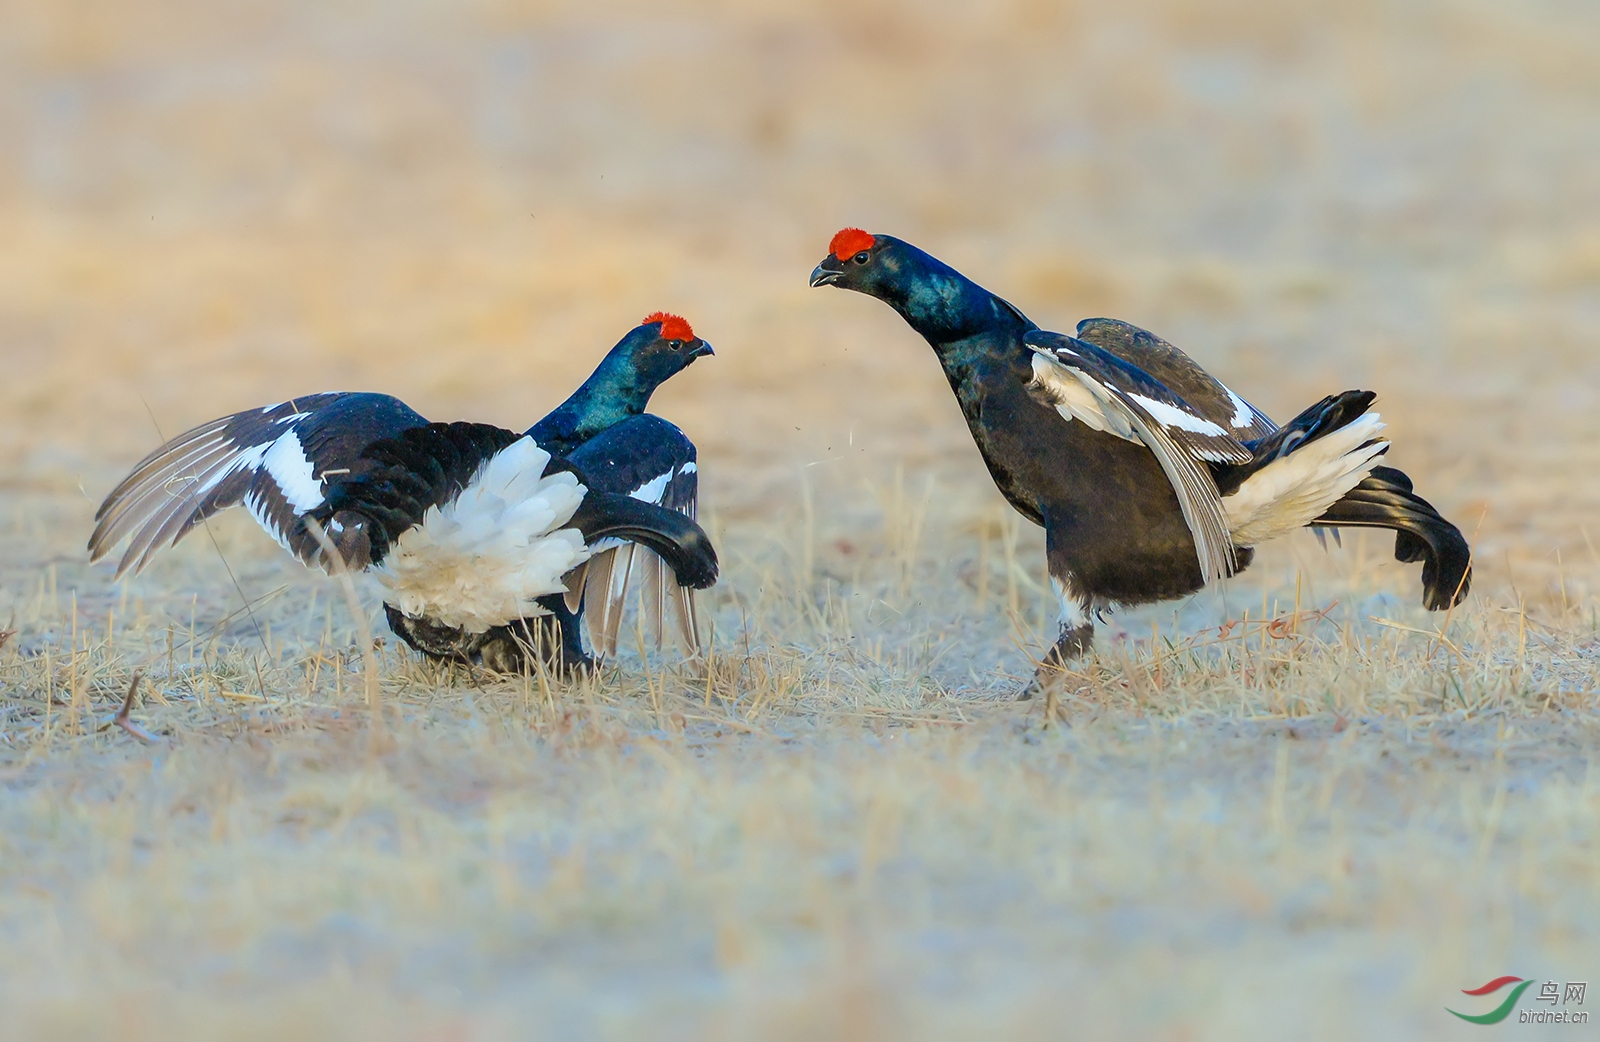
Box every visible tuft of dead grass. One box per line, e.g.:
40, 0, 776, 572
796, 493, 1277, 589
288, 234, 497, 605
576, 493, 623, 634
2, 487, 1598, 1040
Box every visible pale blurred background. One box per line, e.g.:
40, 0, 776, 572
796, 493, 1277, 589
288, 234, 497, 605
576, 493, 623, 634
4, 0, 1599, 599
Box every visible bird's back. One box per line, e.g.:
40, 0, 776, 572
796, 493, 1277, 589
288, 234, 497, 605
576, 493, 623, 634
1071, 319, 1277, 440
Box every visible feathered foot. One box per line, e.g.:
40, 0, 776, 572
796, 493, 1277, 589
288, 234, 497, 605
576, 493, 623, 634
384, 601, 594, 677
1017, 622, 1094, 701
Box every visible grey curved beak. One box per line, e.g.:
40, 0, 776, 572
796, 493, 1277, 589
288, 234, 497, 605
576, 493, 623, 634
694, 339, 715, 358
809, 263, 842, 288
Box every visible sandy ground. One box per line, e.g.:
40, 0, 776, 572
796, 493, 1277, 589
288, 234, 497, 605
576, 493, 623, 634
2, 1, 1599, 1038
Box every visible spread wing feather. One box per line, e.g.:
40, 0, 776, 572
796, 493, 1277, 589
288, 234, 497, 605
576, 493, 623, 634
1072, 318, 1278, 439
565, 415, 702, 657
88, 393, 429, 578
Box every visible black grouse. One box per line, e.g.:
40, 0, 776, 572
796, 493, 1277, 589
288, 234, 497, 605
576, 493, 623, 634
525, 312, 711, 670
810, 229, 1472, 695
88, 315, 716, 675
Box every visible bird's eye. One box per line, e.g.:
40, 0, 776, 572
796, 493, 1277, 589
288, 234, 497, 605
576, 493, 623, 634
853, 251, 870, 264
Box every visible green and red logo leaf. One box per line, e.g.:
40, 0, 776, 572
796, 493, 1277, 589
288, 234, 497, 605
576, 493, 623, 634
1448, 977, 1534, 1024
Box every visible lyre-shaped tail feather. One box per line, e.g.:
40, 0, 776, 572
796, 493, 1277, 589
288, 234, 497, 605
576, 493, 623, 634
1314, 465, 1472, 610
565, 490, 717, 590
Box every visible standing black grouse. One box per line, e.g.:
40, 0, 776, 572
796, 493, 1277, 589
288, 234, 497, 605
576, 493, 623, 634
88, 315, 716, 675
810, 229, 1471, 694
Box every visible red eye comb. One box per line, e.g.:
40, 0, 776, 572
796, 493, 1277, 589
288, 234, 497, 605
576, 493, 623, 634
642, 312, 694, 341
829, 227, 875, 260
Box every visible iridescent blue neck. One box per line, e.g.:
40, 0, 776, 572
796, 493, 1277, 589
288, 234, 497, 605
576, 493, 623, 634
527, 331, 655, 454
870, 236, 1037, 371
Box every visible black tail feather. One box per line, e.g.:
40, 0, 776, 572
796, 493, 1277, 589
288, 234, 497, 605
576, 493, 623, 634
568, 491, 719, 591
1315, 465, 1471, 610
1254, 390, 1376, 458
1216, 390, 1379, 495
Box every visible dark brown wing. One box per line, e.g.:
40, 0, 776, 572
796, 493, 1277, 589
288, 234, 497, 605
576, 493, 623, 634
1072, 318, 1277, 441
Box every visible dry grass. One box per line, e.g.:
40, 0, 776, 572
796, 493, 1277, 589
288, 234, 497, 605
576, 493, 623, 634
2, 0, 1599, 1038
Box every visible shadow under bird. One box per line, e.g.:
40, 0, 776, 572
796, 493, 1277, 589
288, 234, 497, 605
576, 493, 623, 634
88, 313, 716, 675
810, 229, 1472, 696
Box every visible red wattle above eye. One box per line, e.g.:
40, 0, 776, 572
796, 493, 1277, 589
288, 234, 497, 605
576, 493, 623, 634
830, 227, 875, 260
642, 311, 694, 341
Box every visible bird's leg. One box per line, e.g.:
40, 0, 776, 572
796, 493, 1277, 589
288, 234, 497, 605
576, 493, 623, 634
484, 599, 596, 677
1017, 577, 1094, 701
545, 596, 597, 675
1016, 623, 1094, 700
479, 625, 530, 675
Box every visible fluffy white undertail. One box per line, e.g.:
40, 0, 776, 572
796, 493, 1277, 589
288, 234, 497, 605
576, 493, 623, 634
371, 437, 590, 631
1225, 412, 1389, 546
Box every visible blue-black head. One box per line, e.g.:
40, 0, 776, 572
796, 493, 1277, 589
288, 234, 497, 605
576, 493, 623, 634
624, 312, 714, 389
808, 228, 910, 300
527, 312, 713, 453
